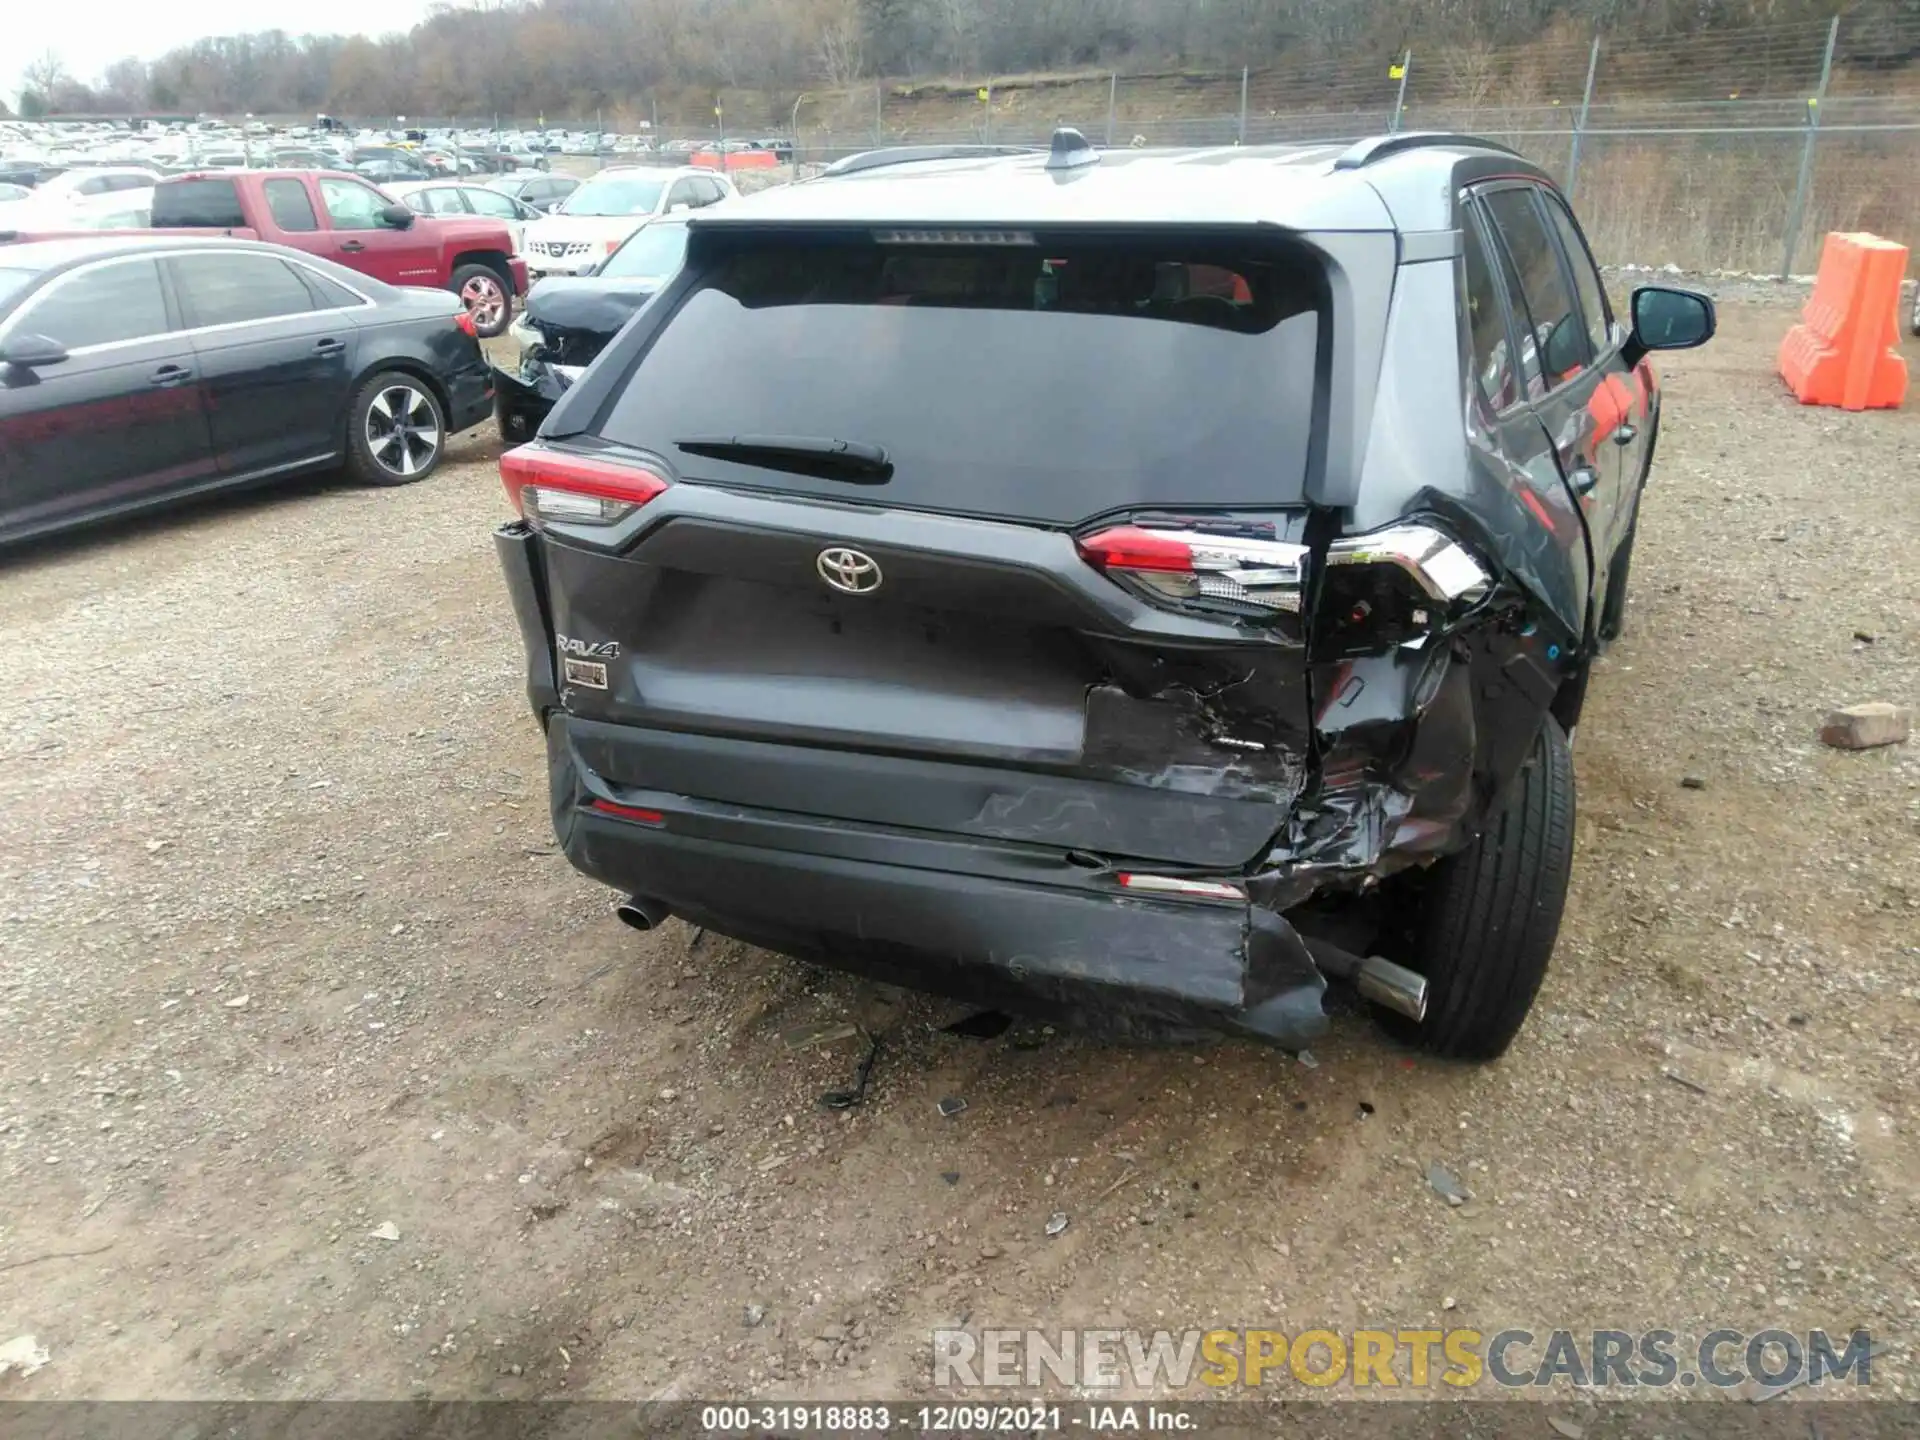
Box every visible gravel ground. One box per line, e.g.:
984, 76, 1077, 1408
0, 297, 1914, 1407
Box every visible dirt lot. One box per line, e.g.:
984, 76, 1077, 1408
0, 296, 1915, 1410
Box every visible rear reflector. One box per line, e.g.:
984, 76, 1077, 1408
1116, 872, 1247, 902
589, 799, 664, 826
1077, 526, 1308, 615
500, 445, 670, 527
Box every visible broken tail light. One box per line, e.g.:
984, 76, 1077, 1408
500, 444, 671, 528
1076, 525, 1309, 619
1316, 522, 1492, 655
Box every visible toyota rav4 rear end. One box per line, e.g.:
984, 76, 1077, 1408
492, 139, 1604, 1059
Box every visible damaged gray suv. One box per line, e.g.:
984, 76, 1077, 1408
493, 130, 1715, 1060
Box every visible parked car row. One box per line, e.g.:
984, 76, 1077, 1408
2, 168, 531, 339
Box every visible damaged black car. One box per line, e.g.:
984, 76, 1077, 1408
494, 219, 689, 443
492, 131, 1715, 1060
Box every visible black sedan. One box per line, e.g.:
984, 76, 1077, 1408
0, 235, 492, 544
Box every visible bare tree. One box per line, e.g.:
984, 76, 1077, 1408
815, 0, 868, 82
22, 50, 70, 100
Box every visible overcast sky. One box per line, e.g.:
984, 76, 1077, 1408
7, 0, 440, 108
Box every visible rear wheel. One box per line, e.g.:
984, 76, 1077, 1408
452, 263, 512, 338
345, 371, 445, 487
1387, 715, 1575, 1060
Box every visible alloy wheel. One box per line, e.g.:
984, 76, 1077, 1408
364, 385, 441, 478
459, 274, 508, 331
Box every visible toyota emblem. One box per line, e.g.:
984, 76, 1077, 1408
817, 547, 882, 595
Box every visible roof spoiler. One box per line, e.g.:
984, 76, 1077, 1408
1333, 132, 1523, 170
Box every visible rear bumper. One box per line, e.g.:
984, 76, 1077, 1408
490, 361, 566, 442
445, 359, 494, 434
546, 712, 1328, 1048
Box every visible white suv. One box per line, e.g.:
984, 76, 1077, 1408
519, 166, 735, 279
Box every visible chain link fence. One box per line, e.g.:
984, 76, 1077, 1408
756, 11, 1920, 276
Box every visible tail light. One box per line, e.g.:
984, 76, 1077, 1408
500, 444, 670, 527
454, 309, 478, 337
1076, 525, 1308, 618
1316, 523, 1491, 655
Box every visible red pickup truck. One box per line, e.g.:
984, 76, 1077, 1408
2, 170, 529, 337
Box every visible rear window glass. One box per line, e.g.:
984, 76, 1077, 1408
152, 178, 246, 228
598, 235, 1322, 525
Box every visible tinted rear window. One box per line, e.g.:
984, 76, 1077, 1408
152, 178, 246, 228
597, 234, 1323, 525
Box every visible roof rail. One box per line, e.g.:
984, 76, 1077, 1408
1333, 132, 1523, 171
819, 143, 1038, 179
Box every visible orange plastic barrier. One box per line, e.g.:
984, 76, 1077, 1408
691, 149, 780, 172
1777, 231, 1909, 410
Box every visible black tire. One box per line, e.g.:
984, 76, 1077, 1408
1390, 715, 1575, 1060
451, 263, 513, 339
497, 403, 534, 446
344, 371, 447, 487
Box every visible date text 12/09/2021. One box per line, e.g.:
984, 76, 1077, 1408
700, 1404, 1195, 1432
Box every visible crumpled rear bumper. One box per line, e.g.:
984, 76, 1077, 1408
547, 712, 1330, 1049
491, 361, 570, 443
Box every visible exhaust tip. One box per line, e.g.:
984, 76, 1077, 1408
1355, 955, 1429, 1024
614, 895, 673, 932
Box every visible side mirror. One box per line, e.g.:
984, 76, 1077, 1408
1540, 312, 1588, 379
0, 332, 70, 369
1624, 286, 1715, 365
379, 203, 416, 229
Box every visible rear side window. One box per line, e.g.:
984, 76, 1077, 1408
465, 187, 518, 219
297, 267, 366, 308
17, 259, 171, 349
599, 235, 1323, 526
172, 253, 318, 328
1482, 187, 1592, 393
151, 178, 246, 229
264, 179, 319, 232
1461, 212, 1520, 412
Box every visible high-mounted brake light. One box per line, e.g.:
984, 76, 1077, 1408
873, 228, 1035, 246
1077, 525, 1308, 615
500, 445, 671, 527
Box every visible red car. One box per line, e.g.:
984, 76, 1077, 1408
2, 170, 528, 338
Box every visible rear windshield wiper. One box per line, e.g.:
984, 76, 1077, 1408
675, 435, 893, 484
